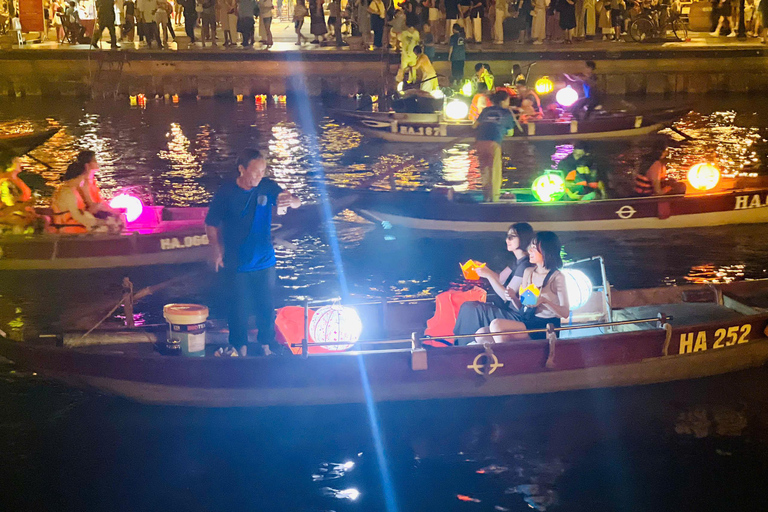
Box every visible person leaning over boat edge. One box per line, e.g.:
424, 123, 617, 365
474, 89, 517, 202
453, 222, 535, 345
477, 231, 570, 343
205, 148, 301, 357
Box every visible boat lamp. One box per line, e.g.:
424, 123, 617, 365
532, 173, 565, 202
556, 86, 579, 107
444, 99, 469, 120
109, 193, 144, 223
562, 268, 593, 310
460, 259, 486, 280
535, 76, 554, 95
687, 163, 720, 191
461, 80, 475, 97
309, 304, 362, 352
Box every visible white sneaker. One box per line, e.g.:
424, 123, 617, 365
709, 31, 719, 36
727, 31, 737, 37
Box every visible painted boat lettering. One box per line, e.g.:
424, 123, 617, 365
160, 234, 209, 250
734, 194, 768, 210
467, 352, 504, 375
398, 125, 447, 137
679, 324, 751, 354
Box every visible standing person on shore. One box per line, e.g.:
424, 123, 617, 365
356, 0, 372, 45
368, 0, 386, 47
91, 0, 120, 48
309, 0, 328, 43
468, 0, 484, 42
259, 0, 274, 46
237, 0, 257, 45
155, 0, 175, 45
493, 0, 507, 43
444, 0, 460, 41
448, 22, 465, 84
531, 0, 548, 42
218, 0, 235, 45
200, 0, 217, 46
180, 0, 196, 44
474, 89, 516, 202
205, 149, 302, 357
558, 0, 575, 42
174, 0, 183, 23
294, 0, 309, 43
123, 0, 135, 41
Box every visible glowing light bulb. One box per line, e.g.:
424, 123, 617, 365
444, 99, 469, 120
531, 173, 565, 202
556, 86, 579, 107
562, 268, 593, 310
109, 194, 144, 223
687, 163, 720, 191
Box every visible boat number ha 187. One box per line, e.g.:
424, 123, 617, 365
398, 125, 448, 137
160, 234, 209, 250
678, 324, 752, 354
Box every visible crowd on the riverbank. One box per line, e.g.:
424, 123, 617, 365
4, 0, 768, 48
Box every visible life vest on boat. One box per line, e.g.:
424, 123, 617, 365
50, 185, 89, 233
634, 173, 653, 195
469, 93, 488, 121
424, 287, 487, 346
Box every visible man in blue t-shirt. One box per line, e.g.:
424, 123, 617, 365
474, 89, 516, 202
205, 148, 301, 356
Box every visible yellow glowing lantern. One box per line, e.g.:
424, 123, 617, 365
535, 76, 554, 95
532, 173, 565, 202
687, 163, 720, 191
236, 94, 244, 102
172, 94, 179, 104
129, 95, 137, 106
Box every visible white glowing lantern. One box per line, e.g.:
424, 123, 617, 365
562, 268, 593, 311
556, 86, 579, 107
109, 193, 144, 223
687, 163, 720, 191
430, 89, 445, 99
444, 99, 469, 120
309, 304, 363, 352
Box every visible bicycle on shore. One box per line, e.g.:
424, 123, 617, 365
629, 4, 688, 43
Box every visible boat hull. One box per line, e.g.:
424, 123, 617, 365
330, 108, 685, 143
332, 187, 768, 232
0, 128, 60, 157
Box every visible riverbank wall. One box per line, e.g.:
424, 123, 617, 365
2, 46, 768, 98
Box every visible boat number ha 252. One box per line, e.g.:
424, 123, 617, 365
678, 323, 754, 354
160, 234, 209, 250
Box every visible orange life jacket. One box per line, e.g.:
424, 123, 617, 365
50, 185, 88, 233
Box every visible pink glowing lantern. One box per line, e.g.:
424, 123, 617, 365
109, 193, 144, 223
309, 304, 363, 352
556, 86, 579, 107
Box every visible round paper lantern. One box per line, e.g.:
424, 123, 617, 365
532, 173, 565, 202
687, 163, 720, 191
309, 304, 363, 352
535, 76, 554, 95
556, 86, 579, 107
562, 268, 593, 311
109, 193, 144, 222
444, 99, 469, 120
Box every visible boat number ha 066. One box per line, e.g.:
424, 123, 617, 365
160, 234, 209, 250
678, 324, 751, 354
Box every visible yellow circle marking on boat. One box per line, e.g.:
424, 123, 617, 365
467, 353, 504, 375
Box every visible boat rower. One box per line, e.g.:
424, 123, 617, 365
474, 89, 517, 202
51, 161, 122, 234
634, 147, 687, 196
410, 45, 438, 92
558, 143, 606, 201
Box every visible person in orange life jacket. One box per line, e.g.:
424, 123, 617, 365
513, 79, 542, 121
474, 89, 517, 202
50, 161, 122, 233
634, 146, 686, 196
74, 150, 125, 226
476, 231, 570, 343
558, 142, 606, 200
205, 148, 301, 357
0, 157, 38, 233
453, 222, 535, 344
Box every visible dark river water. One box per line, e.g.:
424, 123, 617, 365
1, 95, 768, 511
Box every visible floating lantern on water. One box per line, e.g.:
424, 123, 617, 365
370, 95, 379, 103
531, 173, 565, 202
309, 304, 363, 352
562, 268, 593, 310
236, 94, 244, 102
535, 76, 554, 95
172, 94, 179, 104
109, 193, 144, 223
556, 86, 579, 107
687, 163, 720, 191
129, 95, 137, 106
444, 99, 469, 120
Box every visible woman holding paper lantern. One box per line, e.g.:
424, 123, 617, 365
480, 231, 569, 342
453, 222, 535, 344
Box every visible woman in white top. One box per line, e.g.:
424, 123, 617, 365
485, 231, 569, 342
51, 162, 122, 234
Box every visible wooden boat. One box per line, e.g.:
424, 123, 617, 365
1, 278, 767, 408
0, 128, 60, 157
330, 107, 688, 143
0, 199, 347, 270
327, 185, 768, 232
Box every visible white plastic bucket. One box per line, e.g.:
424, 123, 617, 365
163, 304, 209, 357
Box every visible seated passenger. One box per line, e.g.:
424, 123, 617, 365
0, 157, 40, 234
513, 79, 543, 122
75, 150, 125, 224
472, 63, 495, 93
558, 143, 606, 200
478, 231, 570, 343
634, 146, 687, 196
453, 223, 535, 345
51, 162, 122, 234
